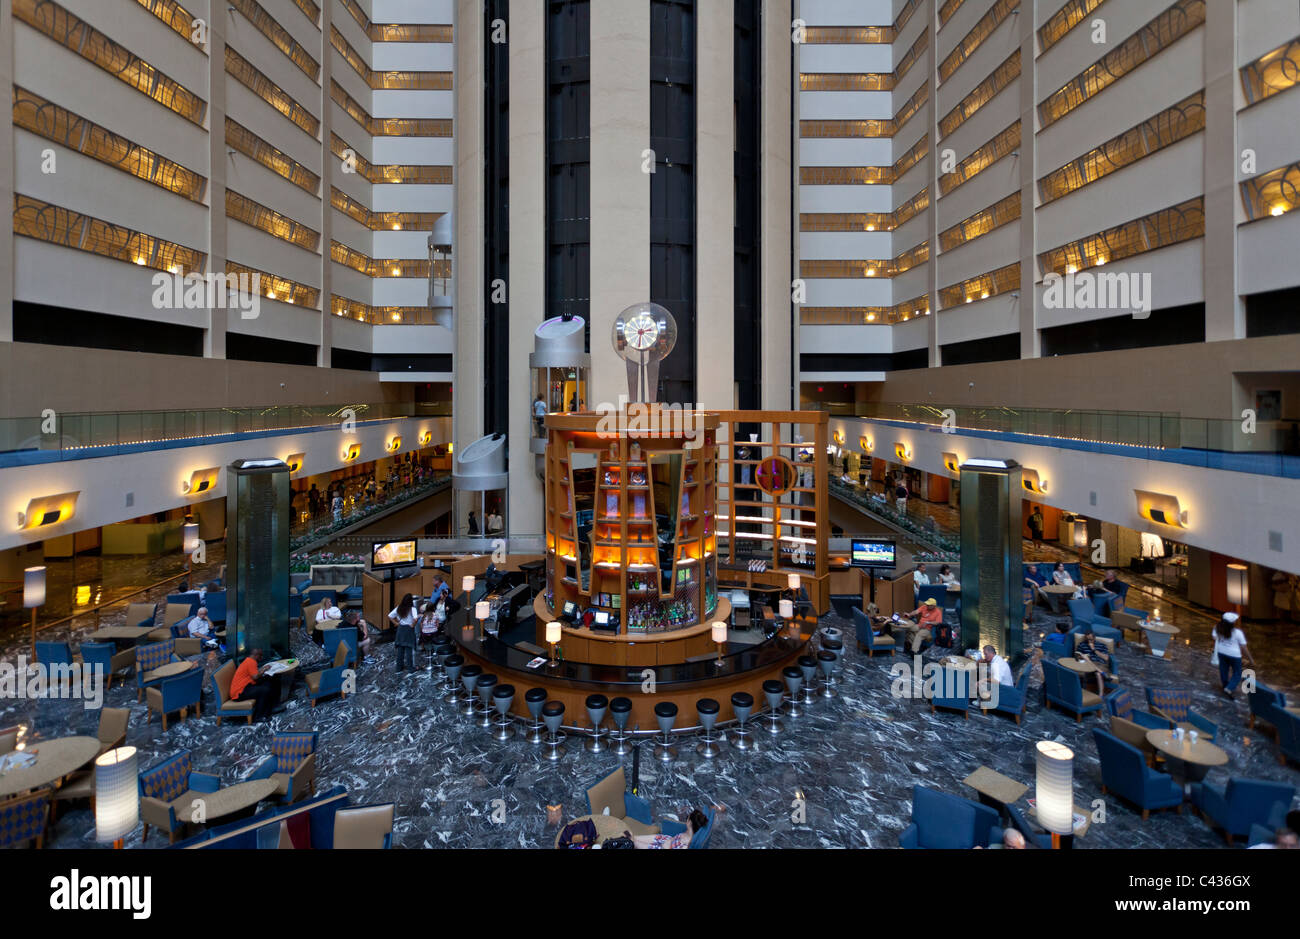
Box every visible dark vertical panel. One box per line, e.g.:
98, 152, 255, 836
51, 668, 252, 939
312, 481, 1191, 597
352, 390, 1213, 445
546, 1, 591, 347
651, 0, 696, 404
484, 0, 510, 436
733, 0, 761, 409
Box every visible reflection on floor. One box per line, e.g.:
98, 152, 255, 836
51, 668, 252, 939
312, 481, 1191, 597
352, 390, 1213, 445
4, 593, 1297, 850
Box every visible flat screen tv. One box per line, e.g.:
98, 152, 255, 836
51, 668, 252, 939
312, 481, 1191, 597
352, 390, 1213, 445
371, 539, 417, 570
850, 539, 896, 570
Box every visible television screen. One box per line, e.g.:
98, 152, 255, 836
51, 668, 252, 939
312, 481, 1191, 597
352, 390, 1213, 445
594, 611, 610, 627
371, 539, 417, 570
851, 539, 896, 569
562, 601, 577, 619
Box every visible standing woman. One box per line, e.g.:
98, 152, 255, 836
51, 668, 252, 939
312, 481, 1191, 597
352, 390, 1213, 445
389, 593, 418, 672
1213, 612, 1254, 697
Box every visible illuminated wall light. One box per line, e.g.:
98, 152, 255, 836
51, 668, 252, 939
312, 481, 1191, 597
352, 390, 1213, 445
860, 435, 873, 453
1271, 204, 1288, 216
866, 312, 877, 321
181, 467, 220, 495
894, 442, 912, 462
342, 443, 362, 461
285, 452, 305, 474
941, 451, 961, 474
833, 430, 845, 445
1066, 264, 1077, 274
1021, 468, 1048, 494
386, 436, 403, 452
1134, 489, 1189, 528
17, 491, 81, 530
980, 291, 990, 299
419, 431, 433, 446
1095, 256, 1106, 266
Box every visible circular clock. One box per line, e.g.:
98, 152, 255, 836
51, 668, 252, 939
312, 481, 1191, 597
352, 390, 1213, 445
613, 302, 677, 402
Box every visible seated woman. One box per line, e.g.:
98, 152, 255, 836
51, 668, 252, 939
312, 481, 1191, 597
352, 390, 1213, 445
936, 564, 958, 586
633, 809, 708, 849
1051, 562, 1086, 599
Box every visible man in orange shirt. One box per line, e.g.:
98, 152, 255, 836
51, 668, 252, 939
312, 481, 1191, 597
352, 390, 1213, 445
231, 648, 276, 722
904, 597, 945, 654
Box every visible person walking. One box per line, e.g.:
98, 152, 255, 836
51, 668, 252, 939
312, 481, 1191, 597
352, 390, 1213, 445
533, 394, 547, 437
1213, 612, 1255, 697
389, 593, 418, 672
895, 478, 909, 515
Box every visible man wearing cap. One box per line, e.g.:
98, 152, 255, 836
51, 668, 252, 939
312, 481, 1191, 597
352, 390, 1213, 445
904, 597, 945, 653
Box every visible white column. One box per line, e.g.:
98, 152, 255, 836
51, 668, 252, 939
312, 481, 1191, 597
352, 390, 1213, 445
454, 0, 486, 446
0, 4, 14, 343
205, 9, 227, 360
1017, 0, 1039, 359
1203, 0, 1243, 342
761, 0, 794, 409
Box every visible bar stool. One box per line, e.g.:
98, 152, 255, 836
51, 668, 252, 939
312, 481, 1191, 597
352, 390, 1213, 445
783, 666, 804, 717
584, 694, 609, 753
433, 643, 452, 684
798, 656, 818, 705
492, 684, 516, 740
763, 679, 785, 735
696, 698, 721, 758
729, 692, 754, 750
459, 664, 482, 715
475, 674, 499, 727
653, 701, 678, 761
524, 687, 548, 744
823, 637, 845, 679
609, 697, 633, 755
542, 700, 566, 760
817, 650, 837, 698
443, 654, 464, 704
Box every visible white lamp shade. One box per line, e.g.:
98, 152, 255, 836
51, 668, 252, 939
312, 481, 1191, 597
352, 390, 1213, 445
711, 621, 727, 644
1035, 740, 1075, 836
95, 746, 139, 842
475, 600, 490, 620
1225, 564, 1249, 606
787, 573, 801, 591
23, 566, 46, 608
1072, 523, 1088, 549
461, 575, 475, 594
779, 599, 794, 619
183, 523, 200, 554
546, 621, 562, 644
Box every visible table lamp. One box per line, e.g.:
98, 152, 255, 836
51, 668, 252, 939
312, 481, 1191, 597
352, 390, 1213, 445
461, 575, 475, 600
546, 621, 561, 666
779, 598, 794, 621
475, 600, 490, 639
1035, 740, 1075, 848
182, 520, 200, 585
711, 621, 727, 667
95, 746, 139, 849
24, 565, 45, 655
787, 573, 801, 592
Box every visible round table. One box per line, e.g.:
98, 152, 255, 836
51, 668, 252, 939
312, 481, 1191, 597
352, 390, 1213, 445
553, 813, 636, 848
1040, 584, 1077, 614
0, 736, 100, 798
179, 778, 280, 824
1058, 657, 1099, 675
146, 661, 195, 682
1146, 729, 1227, 785
1139, 620, 1181, 657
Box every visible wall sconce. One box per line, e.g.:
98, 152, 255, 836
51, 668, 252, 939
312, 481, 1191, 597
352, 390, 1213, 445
285, 453, 305, 475
342, 443, 361, 462
894, 443, 912, 462
860, 435, 873, 453
182, 467, 219, 495
833, 430, 845, 446
1021, 469, 1048, 494
386, 436, 402, 452
419, 431, 433, 446
17, 491, 80, 530
941, 451, 961, 474
1225, 563, 1249, 609
1135, 489, 1189, 528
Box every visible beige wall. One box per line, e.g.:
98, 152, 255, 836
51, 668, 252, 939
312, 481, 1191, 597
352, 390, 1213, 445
761, 0, 794, 410
453, 0, 486, 449
0, 3, 15, 344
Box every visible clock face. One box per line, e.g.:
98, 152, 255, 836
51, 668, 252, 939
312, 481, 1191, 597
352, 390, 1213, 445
622, 313, 659, 351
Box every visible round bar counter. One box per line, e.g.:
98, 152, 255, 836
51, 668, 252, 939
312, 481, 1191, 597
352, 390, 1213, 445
529, 595, 731, 667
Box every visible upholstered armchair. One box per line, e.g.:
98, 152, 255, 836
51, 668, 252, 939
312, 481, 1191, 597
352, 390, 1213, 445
1276, 710, 1300, 767
305, 641, 352, 706
584, 766, 661, 837
1247, 682, 1288, 738
1042, 658, 1102, 720
1105, 689, 1171, 759
1068, 597, 1123, 644
852, 607, 895, 657
247, 732, 318, 804
167, 623, 204, 657
0, 789, 53, 849
212, 660, 255, 726
1092, 728, 1183, 820
145, 667, 203, 730
34, 641, 84, 684
659, 804, 716, 848
1145, 688, 1218, 741
930, 664, 972, 718
78, 641, 135, 689
987, 666, 1031, 724
52, 708, 132, 819
1190, 778, 1297, 844
138, 750, 221, 843
135, 639, 180, 702
125, 602, 157, 629
899, 785, 1001, 849
318, 627, 358, 668
333, 804, 395, 848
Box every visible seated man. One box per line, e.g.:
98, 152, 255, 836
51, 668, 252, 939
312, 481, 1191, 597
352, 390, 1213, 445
1072, 626, 1113, 696
187, 607, 220, 650
903, 597, 945, 654
976, 644, 1013, 701
343, 609, 375, 661
1088, 569, 1124, 610
230, 648, 279, 722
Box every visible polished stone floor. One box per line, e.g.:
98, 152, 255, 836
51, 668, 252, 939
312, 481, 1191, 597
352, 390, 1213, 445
4, 587, 1297, 849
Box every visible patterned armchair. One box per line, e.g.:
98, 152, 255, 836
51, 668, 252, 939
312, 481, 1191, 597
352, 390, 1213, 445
145, 667, 204, 731
852, 607, 895, 657
1105, 688, 1171, 759
1145, 688, 1218, 741
247, 732, 318, 804
78, 641, 135, 689
0, 788, 53, 849
138, 750, 221, 844
212, 660, 255, 726
135, 639, 180, 702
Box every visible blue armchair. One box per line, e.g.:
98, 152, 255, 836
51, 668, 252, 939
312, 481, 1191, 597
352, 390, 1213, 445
660, 804, 716, 848
585, 766, 666, 837
305, 640, 352, 707
986, 666, 1031, 724
134, 639, 180, 702
202, 591, 227, 623
1276, 710, 1300, 767
1041, 629, 1074, 660
1248, 682, 1288, 736
1042, 658, 1102, 720
1004, 802, 1053, 849
1092, 728, 1183, 820
318, 627, 358, 669
139, 750, 222, 844
305, 587, 339, 607
173, 786, 392, 849
79, 641, 135, 689
916, 584, 948, 609
166, 592, 201, 617
146, 667, 204, 731
931, 664, 972, 718
34, 640, 75, 667
1068, 597, 1122, 644
1190, 778, 1296, 844
899, 785, 1001, 849
1145, 688, 1218, 741
852, 607, 895, 657
247, 732, 318, 804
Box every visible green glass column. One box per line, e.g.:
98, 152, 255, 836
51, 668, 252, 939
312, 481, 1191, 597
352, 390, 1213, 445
958, 459, 1025, 662
226, 458, 291, 657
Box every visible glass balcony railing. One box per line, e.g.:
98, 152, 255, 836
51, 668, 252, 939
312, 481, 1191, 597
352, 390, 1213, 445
0, 402, 453, 462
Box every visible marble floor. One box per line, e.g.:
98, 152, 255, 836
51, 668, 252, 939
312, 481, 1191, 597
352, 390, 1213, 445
5, 592, 1298, 849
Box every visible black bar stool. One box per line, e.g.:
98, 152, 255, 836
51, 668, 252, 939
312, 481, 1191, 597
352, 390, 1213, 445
783, 665, 804, 717
823, 637, 844, 682
653, 701, 678, 761
798, 656, 818, 705
492, 684, 516, 740
443, 654, 464, 704
729, 692, 754, 750
524, 687, 548, 744
817, 651, 837, 698
763, 679, 784, 734
609, 696, 633, 755
584, 694, 609, 753
542, 700, 566, 760
433, 642, 452, 686
696, 698, 721, 758
475, 674, 499, 727
459, 664, 482, 716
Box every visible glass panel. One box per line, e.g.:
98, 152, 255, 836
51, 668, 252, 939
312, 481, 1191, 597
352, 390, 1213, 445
572, 451, 599, 592
649, 452, 682, 594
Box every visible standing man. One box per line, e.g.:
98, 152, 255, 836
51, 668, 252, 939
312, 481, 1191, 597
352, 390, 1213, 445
308, 484, 321, 519
1028, 505, 1045, 545
895, 478, 909, 514
533, 394, 547, 437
